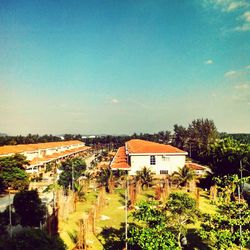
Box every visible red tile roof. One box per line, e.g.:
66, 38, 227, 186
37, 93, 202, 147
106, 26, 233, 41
29, 146, 90, 166
0, 140, 84, 155
110, 146, 130, 170
126, 139, 187, 154
186, 162, 206, 171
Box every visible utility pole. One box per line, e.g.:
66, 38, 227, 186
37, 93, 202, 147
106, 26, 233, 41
72, 162, 75, 192
8, 187, 12, 238
238, 160, 243, 250
125, 175, 128, 250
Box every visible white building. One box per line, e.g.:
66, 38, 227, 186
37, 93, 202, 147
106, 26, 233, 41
111, 139, 187, 175
0, 140, 91, 173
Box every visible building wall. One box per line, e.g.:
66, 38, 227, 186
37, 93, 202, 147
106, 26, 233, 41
129, 154, 186, 175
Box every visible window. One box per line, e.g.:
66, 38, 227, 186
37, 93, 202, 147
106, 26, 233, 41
150, 155, 156, 165
160, 170, 168, 175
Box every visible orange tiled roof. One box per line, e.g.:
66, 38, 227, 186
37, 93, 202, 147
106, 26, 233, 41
0, 140, 84, 155
186, 162, 206, 171
126, 139, 187, 154
29, 146, 90, 166
110, 146, 130, 170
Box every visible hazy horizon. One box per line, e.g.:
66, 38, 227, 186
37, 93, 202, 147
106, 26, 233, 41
1, 0, 250, 135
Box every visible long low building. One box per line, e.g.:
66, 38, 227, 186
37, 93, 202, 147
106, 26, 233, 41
0, 140, 91, 173
111, 139, 187, 175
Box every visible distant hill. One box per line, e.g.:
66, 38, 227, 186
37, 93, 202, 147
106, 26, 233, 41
0, 133, 7, 136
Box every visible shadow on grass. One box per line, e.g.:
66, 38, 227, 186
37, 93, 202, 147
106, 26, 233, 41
118, 192, 126, 206
185, 228, 212, 250
97, 223, 125, 250
145, 193, 154, 199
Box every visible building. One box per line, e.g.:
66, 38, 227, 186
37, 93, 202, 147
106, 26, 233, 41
110, 139, 187, 175
0, 140, 91, 173
186, 162, 207, 176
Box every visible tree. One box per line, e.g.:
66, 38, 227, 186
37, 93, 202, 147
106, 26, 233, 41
13, 190, 46, 227
0, 228, 66, 250
135, 167, 153, 190
199, 201, 250, 249
171, 166, 195, 189
166, 192, 198, 248
0, 154, 29, 191
172, 125, 189, 150
207, 137, 250, 176
96, 166, 114, 193
58, 157, 86, 190
128, 201, 180, 250
187, 118, 218, 160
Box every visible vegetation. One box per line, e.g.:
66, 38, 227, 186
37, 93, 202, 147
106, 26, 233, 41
135, 166, 153, 190
13, 190, 46, 227
0, 154, 29, 191
199, 201, 250, 249
171, 166, 195, 188
0, 228, 66, 250
58, 157, 86, 190
0, 133, 63, 146
207, 137, 250, 176
128, 193, 198, 249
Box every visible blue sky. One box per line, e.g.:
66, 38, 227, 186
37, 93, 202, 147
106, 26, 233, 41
0, 0, 250, 135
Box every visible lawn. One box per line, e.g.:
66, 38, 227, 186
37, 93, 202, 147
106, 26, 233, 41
59, 187, 247, 250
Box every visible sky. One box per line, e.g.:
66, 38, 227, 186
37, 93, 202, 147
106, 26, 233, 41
0, 0, 250, 135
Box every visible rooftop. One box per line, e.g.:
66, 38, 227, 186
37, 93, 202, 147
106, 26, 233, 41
0, 140, 84, 155
110, 146, 130, 170
126, 139, 187, 154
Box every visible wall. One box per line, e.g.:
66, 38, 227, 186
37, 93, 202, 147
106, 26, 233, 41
129, 154, 186, 175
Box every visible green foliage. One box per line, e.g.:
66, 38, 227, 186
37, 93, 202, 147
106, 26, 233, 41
132, 200, 166, 227
135, 166, 153, 190
166, 192, 198, 247
0, 228, 66, 250
188, 118, 218, 159
129, 223, 180, 250
207, 137, 250, 176
58, 157, 86, 190
199, 201, 250, 249
13, 190, 46, 227
171, 166, 195, 187
172, 119, 218, 161
0, 154, 29, 191
167, 192, 197, 216
96, 166, 113, 192
128, 201, 180, 250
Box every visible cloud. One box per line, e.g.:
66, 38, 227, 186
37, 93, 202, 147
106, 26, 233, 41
245, 65, 250, 69
242, 10, 250, 21
201, 1, 250, 32
234, 83, 249, 89
111, 98, 119, 104
204, 59, 213, 64
225, 70, 237, 77
226, 1, 249, 12
234, 10, 250, 31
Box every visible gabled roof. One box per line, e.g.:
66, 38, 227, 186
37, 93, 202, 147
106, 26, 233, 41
110, 146, 130, 170
186, 162, 206, 171
29, 146, 90, 166
0, 140, 84, 155
126, 139, 187, 154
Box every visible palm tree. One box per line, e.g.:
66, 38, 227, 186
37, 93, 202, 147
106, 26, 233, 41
96, 166, 114, 193
135, 167, 153, 190
171, 166, 195, 190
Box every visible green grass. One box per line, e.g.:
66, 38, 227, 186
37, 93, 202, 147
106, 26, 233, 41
59, 190, 103, 250
59, 187, 246, 250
